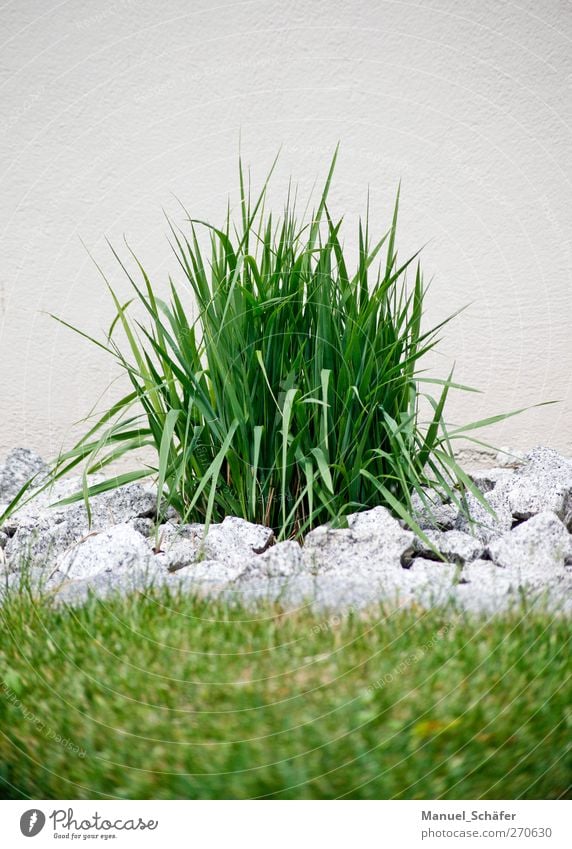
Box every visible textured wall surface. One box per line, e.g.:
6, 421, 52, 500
1, 0, 571, 463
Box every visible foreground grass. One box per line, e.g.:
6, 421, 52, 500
0, 586, 570, 799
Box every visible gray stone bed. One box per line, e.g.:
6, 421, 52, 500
1, 446, 571, 614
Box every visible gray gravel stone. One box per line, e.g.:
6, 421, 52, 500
410, 491, 459, 530
201, 516, 275, 565
127, 517, 155, 537
43, 547, 572, 615
154, 522, 204, 571
407, 556, 460, 580
487, 511, 571, 578
5, 514, 87, 572
289, 573, 398, 611
496, 447, 526, 467
469, 467, 514, 494
1, 474, 103, 533
345, 505, 411, 548
51, 566, 163, 607
412, 529, 484, 564
0, 448, 49, 502
154, 517, 274, 572
1, 445, 570, 616
161, 539, 204, 573
172, 559, 247, 584
455, 485, 513, 544
154, 520, 204, 548
0, 565, 68, 600
57, 524, 153, 579
460, 558, 521, 596
231, 556, 461, 613
455, 556, 572, 614
496, 446, 572, 528
240, 540, 304, 579
304, 506, 414, 575
4, 479, 158, 569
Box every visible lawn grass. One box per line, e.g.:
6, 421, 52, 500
0, 585, 570, 800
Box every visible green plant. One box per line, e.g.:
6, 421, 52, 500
20, 149, 519, 539
0, 583, 570, 799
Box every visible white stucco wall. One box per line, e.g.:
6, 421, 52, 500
1, 0, 571, 464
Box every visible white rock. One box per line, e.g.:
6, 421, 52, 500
201, 516, 275, 565
127, 517, 155, 537
496, 447, 526, 467
410, 490, 459, 530
5, 480, 158, 569
149, 521, 204, 572
487, 511, 571, 577
1, 461, 570, 616
455, 486, 513, 543
163, 540, 203, 573
0, 564, 68, 599
412, 529, 484, 564
1, 474, 104, 530
451, 562, 522, 613
262, 557, 459, 612
51, 567, 167, 607
304, 506, 414, 574
153, 517, 275, 573
241, 540, 303, 579
469, 467, 514, 494
496, 446, 572, 528
0, 448, 49, 502
461, 558, 517, 589
407, 556, 459, 579
171, 559, 247, 583
57, 524, 153, 579
155, 520, 204, 549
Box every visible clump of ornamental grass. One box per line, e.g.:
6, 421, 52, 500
5, 151, 518, 539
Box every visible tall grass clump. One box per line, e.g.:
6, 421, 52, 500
23, 150, 508, 539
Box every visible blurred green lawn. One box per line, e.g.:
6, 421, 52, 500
0, 584, 570, 799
